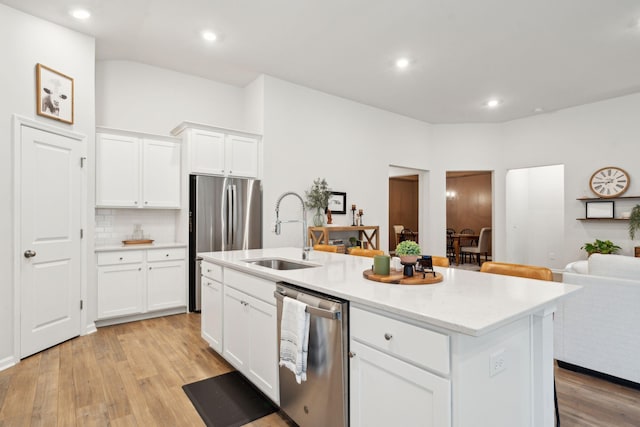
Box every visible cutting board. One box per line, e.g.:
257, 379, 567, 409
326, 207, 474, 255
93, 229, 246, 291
363, 269, 443, 285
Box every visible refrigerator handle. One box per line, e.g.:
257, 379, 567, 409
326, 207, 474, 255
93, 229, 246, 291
225, 185, 231, 246
231, 184, 237, 245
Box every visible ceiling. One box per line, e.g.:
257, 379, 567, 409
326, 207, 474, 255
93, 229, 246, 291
4, 0, 640, 124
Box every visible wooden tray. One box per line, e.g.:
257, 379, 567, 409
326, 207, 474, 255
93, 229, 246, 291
122, 239, 154, 245
363, 269, 443, 285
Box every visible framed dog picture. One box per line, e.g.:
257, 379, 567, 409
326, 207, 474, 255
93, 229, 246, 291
36, 63, 74, 124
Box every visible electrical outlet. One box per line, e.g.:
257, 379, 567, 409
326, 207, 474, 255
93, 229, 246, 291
490, 349, 506, 377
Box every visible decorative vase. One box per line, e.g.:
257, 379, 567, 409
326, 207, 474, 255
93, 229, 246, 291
399, 255, 419, 264
313, 208, 325, 227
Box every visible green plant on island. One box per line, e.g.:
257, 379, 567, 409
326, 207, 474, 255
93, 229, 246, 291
580, 239, 621, 256
629, 204, 640, 240
395, 240, 422, 256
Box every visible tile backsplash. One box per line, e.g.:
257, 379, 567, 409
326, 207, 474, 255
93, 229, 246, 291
95, 209, 179, 246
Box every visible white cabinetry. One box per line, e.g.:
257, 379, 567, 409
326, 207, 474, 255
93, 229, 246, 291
96, 250, 144, 318
201, 261, 223, 353
171, 122, 261, 178
222, 269, 279, 404
96, 246, 186, 322
350, 307, 451, 427
96, 129, 181, 208
146, 248, 186, 311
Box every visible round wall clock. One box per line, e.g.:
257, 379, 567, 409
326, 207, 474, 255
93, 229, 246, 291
589, 166, 630, 198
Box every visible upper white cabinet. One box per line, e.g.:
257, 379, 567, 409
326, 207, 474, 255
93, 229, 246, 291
96, 128, 181, 208
171, 121, 261, 178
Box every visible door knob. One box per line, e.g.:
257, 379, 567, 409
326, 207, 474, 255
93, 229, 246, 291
24, 250, 36, 258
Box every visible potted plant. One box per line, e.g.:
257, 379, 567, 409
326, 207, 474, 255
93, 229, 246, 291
580, 239, 621, 256
305, 178, 331, 226
395, 240, 422, 264
629, 204, 640, 257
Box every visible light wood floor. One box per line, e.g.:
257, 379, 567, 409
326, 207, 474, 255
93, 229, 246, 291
1, 313, 639, 426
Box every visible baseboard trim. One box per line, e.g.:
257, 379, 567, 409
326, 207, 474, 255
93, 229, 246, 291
83, 322, 97, 336
95, 307, 187, 328
557, 360, 640, 390
0, 355, 18, 372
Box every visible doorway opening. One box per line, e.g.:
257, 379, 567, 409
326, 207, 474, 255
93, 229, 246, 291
388, 174, 419, 254
446, 171, 493, 268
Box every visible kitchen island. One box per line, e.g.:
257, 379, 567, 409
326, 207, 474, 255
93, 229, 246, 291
199, 247, 580, 427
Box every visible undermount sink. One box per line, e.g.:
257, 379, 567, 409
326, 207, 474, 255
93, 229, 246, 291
244, 258, 318, 271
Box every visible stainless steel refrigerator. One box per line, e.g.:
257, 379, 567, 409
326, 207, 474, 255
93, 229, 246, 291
189, 175, 262, 311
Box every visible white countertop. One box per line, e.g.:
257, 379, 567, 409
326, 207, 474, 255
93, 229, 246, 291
199, 247, 581, 337
95, 242, 187, 252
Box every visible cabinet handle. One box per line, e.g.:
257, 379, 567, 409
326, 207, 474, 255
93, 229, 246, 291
119, 257, 123, 261
145, 201, 148, 205
134, 201, 138, 205
384, 333, 393, 341
165, 253, 169, 257
349, 351, 356, 358
149, 267, 152, 270
138, 267, 141, 271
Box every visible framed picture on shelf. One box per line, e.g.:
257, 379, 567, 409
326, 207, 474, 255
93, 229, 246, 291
585, 201, 615, 219
36, 63, 74, 124
328, 192, 347, 214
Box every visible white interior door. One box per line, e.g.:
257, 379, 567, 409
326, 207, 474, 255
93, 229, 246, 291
20, 125, 82, 358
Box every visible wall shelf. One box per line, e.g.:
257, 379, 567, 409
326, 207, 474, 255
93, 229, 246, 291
576, 218, 629, 221
576, 196, 640, 201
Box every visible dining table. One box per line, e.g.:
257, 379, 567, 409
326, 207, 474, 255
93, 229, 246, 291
450, 233, 480, 265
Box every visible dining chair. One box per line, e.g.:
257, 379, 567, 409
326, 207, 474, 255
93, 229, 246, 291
458, 228, 475, 262
349, 248, 384, 257
460, 227, 491, 266
393, 225, 404, 248
446, 228, 456, 262
431, 256, 450, 267
479, 261, 559, 425
313, 244, 339, 253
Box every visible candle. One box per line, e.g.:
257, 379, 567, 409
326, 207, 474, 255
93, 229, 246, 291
359, 209, 363, 215
351, 204, 356, 210
373, 255, 390, 275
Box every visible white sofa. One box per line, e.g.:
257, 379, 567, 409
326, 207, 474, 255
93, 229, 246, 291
554, 254, 640, 384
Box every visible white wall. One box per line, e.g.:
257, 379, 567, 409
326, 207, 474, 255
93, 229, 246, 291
501, 94, 640, 265
96, 60, 246, 135
0, 4, 95, 368
506, 165, 565, 269
261, 76, 433, 251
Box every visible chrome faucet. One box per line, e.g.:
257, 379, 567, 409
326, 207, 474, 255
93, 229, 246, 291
275, 191, 310, 260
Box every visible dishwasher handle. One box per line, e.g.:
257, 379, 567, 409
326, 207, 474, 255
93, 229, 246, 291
274, 290, 341, 320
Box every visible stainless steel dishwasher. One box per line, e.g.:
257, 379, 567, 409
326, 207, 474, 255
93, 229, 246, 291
274, 282, 349, 427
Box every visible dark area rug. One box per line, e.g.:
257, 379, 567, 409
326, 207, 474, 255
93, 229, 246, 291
183, 371, 278, 427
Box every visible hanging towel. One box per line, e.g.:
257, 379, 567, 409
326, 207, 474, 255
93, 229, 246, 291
279, 296, 310, 383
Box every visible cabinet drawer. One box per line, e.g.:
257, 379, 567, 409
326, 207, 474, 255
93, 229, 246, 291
97, 250, 144, 266
351, 307, 450, 376
147, 247, 185, 262
225, 269, 275, 305
202, 261, 222, 282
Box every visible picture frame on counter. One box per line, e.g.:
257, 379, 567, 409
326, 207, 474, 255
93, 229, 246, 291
36, 63, 74, 124
328, 191, 347, 214
585, 200, 615, 219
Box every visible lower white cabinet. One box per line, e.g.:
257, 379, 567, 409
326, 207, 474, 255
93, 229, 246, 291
97, 261, 144, 318
222, 270, 279, 404
201, 261, 223, 353
350, 340, 451, 427
350, 307, 451, 427
96, 247, 186, 321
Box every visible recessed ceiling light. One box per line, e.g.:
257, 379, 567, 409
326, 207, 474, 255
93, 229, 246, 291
202, 31, 217, 42
395, 58, 410, 69
485, 98, 502, 108
70, 9, 90, 20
